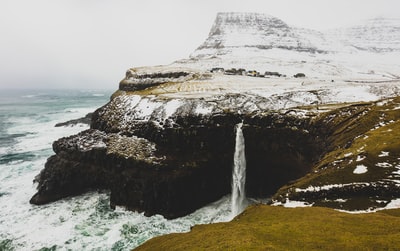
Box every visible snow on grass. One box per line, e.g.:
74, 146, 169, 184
384, 199, 400, 209
353, 165, 368, 174
336, 208, 378, 214
356, 155, 366, 162
195, 103, 213, 115
393, 165, 400, 175
295, 183, 368, 193
344, 152, 353, 157
375, 162, 393, 168
357, 146, 365, 153
330, 86, 378, 104
283, 200, 313, 208
379, 151, 390, 157
272, 199, 313, 208
376, 99, 392, 106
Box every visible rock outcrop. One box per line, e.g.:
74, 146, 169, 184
55, 113, 93, 127
119, 66, 211, 92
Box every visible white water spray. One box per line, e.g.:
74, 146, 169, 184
231, 122, 247, 217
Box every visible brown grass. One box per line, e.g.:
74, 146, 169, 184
135, 205, 400, 250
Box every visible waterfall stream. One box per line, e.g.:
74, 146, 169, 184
231, 122, 247, 217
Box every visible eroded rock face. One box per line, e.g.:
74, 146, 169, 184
243, 113, 324, 197
31, 94, 329, 218
30, 126, 236, 218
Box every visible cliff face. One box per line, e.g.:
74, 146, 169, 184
30, 66, 400, 218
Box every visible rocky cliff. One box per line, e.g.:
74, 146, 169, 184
30, 66, 400, 218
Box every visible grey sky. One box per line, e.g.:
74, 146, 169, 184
1, 0, 399, 90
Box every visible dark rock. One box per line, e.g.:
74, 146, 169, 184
264, 71, 282, 77
225, 68, 246, 75
31, 106, 330, 218
55, 113, 93, 127
294, 73, 306, 78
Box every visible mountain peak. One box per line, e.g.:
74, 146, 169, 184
208, 12, 289, 37
195, 12, 315, 55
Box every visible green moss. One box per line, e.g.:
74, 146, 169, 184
0, 239, 14, 251
37, 246, 57, 251
135, 205, 400, 250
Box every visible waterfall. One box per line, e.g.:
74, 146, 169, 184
231, 122, 247, 217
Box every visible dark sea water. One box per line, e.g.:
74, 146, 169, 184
0, 89, 232, 251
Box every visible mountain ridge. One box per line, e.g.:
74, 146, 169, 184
175, 12, 400, 80
194, 12, 400, 54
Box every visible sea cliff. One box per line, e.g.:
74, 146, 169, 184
30, 66, 400, 218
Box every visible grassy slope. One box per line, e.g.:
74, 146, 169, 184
135, 205, 400, 250
273, 97, 400, 210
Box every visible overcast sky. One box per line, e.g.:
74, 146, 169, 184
1, 0, 399, 90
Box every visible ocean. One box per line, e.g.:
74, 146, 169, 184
0, 89, 233, 251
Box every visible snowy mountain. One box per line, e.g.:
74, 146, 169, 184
174, 12, 400, 80
193, 12, 327, 57
329, 17, 400, 53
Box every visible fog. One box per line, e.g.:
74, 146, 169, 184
1, 0, 399, 90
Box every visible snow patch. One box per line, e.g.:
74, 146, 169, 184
126, 95, 142, 109
375, 162, 392, 168
272, 199, 313, 208
164, 99, 182, 118
385, 199, 400, 209
136, 98, 163, 118
393, 165, 400, 175
356, 155, 366, 162
353, 165, 368, 174
378, 151, 389, 157
295, 182, 372, 193
283, 200, 313, 208
195, 103, 213, 115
